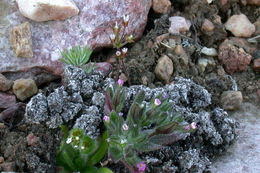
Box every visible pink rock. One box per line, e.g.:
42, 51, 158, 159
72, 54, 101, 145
218, 39, 252, 74
169, 16, 191, 34
253, 58, 260, 72
0, 92, 16, 109
0, 0, 152, 76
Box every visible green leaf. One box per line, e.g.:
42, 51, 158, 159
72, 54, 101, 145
60, 46, 92, 66
81, 136, 96, 154
88, 132, 109, 166
96, 167, 114, 173
108, 144, 123, 162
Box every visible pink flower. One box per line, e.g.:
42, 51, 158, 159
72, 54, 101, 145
118, 112, 124, 116
154, 98, 161, 106
136, 161, 146, 172
117, 79, 124, 86
122, 123, 129, 131
116, 50, 121, 57
103, 115, 110, 122
184, 125, 190, 131
191, 122, 197, 129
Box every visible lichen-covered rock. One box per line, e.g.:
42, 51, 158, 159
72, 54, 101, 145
0, 0, 152, 75
24, 66, 237, 173
0, 74, 13, 92
92, 92, 105, 108
25, 93, 49, 123
73, 106, 101, 138
13, 78, 38, 101
154, 55, 174, 83
152, 0, 171, 14
9, 22, 33, 58
220, 91, 243, 111
225, 14, 256, 37
218, 39, 252, 74
16, 0, 79, 22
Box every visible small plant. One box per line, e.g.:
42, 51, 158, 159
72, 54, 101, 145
56, 127, 113, 173
109, 15, 134, 83
103, 80, 197, 173
60, 46, 95, 73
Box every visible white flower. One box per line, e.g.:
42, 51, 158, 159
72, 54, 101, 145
66, 137, 72, 144
114, 22, 119, 30
128, 35, 133, 39
122, 47, 128, 54
120, 139, 127, 144
110, 33, 116, 40
116, 51, 121, 57
74, 145, 78, 148
122, 123, 129, 131
81, 146, 85, 150
123, 14, 129, 23
75, 136, 80, 140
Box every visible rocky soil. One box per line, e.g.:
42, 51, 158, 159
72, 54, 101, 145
0, 0, 259, 172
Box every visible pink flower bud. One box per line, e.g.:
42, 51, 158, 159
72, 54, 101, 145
117, 79, 124, 86
154, 98, 161, 106
122, 123, 129, 131
184, 125, 191, 131
103, 115, 110, 122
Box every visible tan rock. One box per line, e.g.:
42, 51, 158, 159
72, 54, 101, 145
247, 0, 260, 6
0, 157, 4, 164
0, 74, 13, 92
225, 14, 256, 37
16, 0, 79, 22
221, 91, 243, 110
253, 58, 260, 72
13, 78, 38, 101
152, 0, 171, 14
253, 19, 260, 36
9, 22, 33, 58
202, 19, 215, 32
155, 55, 173, 83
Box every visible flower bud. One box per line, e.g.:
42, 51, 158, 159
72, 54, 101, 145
123, 14, 129, 26
122, 47, 128, 55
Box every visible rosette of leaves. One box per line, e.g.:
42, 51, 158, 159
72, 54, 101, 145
104, 84, 194, 172
56, 127, 113, 173
60, 46, 96, 73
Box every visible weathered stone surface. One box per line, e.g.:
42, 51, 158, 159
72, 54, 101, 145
0, 0, 152, 75
9, 22, 33, 58
220, 91, 243, 110
13, 78, 38, 101
218, 39, 252, 74
225, 14, 256, 37
169, 16, 191, 34
16, 0, 79, 22
253, 58, 260, 72
154, 55, 174, 83
0, 74, 13, 91
0, 92, 16, 109
152, 0, 171, 14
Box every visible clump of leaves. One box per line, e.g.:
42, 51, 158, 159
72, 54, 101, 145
103, 80, 197, 173
56, 127, 113, 173
60, 46, 95, 73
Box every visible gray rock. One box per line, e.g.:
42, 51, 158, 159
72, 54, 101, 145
25, 93, 48, 123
